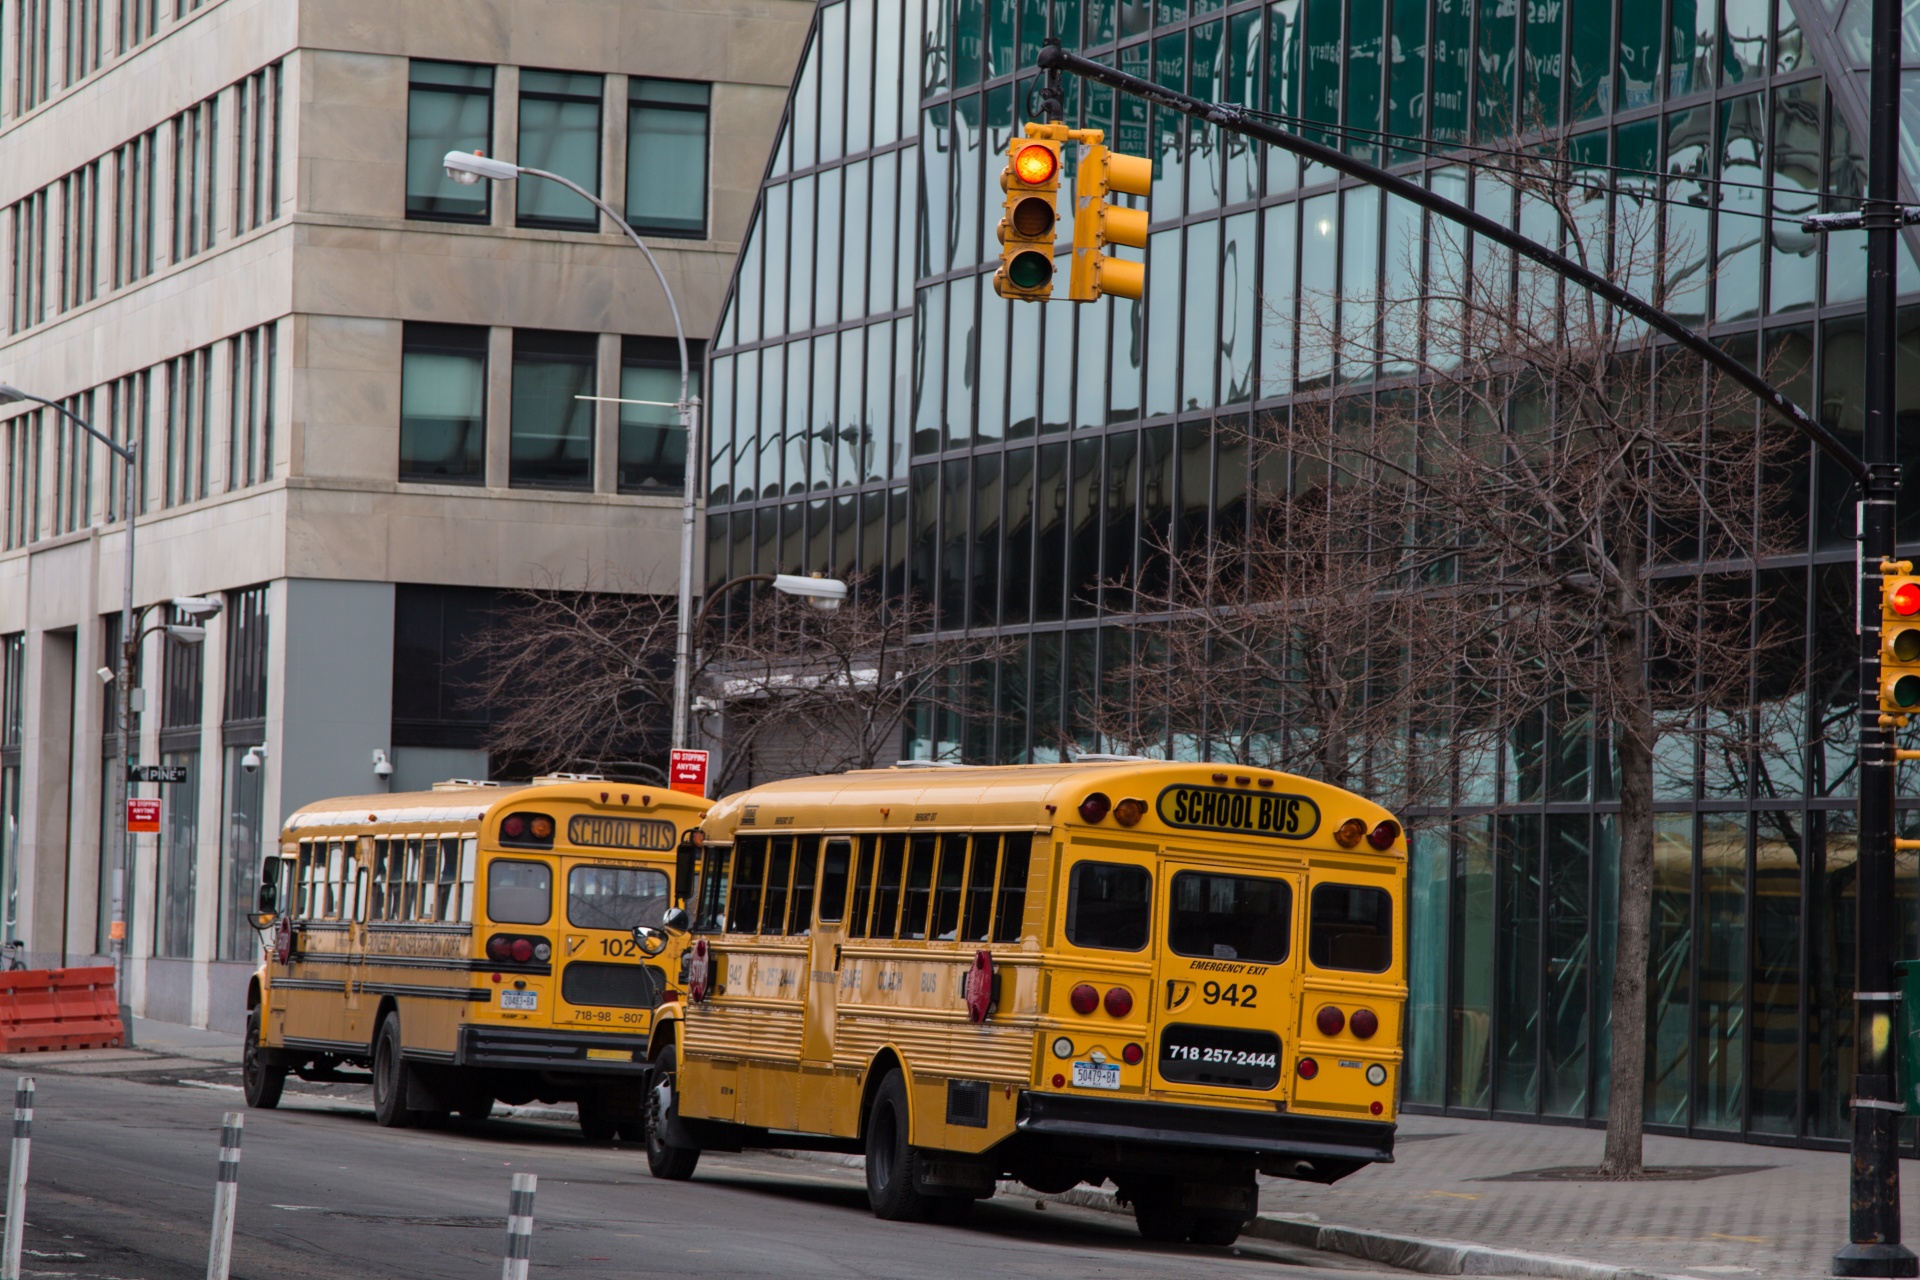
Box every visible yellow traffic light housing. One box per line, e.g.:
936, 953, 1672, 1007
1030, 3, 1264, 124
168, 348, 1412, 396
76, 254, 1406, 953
1882, 559, 1920, 721
1069, 137, 1151, 302
994, 130, 1063, 301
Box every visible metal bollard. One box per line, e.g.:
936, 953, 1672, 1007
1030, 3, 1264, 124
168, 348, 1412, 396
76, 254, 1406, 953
2, 1077, 32, 1280
205, 1111, 242, 1280
501, 1172, 536, 1280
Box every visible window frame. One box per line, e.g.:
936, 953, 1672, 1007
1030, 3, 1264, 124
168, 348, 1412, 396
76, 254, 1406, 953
515, 69, 605, 231
1063, 859, 1154, 953
1306, 880, 1396, 973
405, 60, 495, 224
399, 321, 490, 485
625, 77, 711, 239
485, 856, 554, 926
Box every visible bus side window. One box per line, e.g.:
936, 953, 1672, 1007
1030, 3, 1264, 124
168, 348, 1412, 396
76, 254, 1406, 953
368, 839, 390, 922
340, 840, 365, 922
991, 833, 1032, 944
728, 836, 767, 934
788, 836, 820, 934
961, 835, 999, 942
816, 839, 851, 924
762, 836, 794, 934
295, 842, 317, 919
323, 841, 344, 918
847, 836, 878, 937
871, 835, 907, 938
402, 837, 424, 921
417, 837, 441, 921
694, 843, 730, 930
930, 835, 966, 940
456, 838, 477, 923
1308, 883, 1394, 972
899, 835, 939, 940
433, 838, 461, 922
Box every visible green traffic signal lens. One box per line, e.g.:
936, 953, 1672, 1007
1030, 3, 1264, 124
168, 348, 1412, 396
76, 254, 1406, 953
1895, 627, 1920, 663
1008, 250, 1053, 290
1896, 674, 1920, 708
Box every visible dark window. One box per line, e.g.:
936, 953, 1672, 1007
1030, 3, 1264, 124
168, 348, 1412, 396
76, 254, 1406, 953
763, 835, 794, 933
407, 61, 493, 222
567, 865, 669, 931
562, 961, 661, 1009
930, 835, 966, 940
516, 70, 602, 229
400, 323, 487, 484
160, 602, 204, 740
847, 835, 878, 935
391, 584, 498, 750
871, 834, 906, 936
222, 585, 269, 731
817, 838, 851, 922
694, 842, 730, 930
788, 836, 820, 933
960, 834, 998, 942
510, 329, 596, 489
727, 835, 766, 933
1308, 882, 1394, 972
899, 834, 938, 939
1169, 872, 1293, 963
1065, 861, 1152, 951
627, 78, 709, 237
617, 336, 701, 493
486, 859, 551, 925
991, 832, 1031, 943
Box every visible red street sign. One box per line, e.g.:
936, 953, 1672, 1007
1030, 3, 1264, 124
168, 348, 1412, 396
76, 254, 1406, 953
126, 798, 162, 833
669, 749, 709, 798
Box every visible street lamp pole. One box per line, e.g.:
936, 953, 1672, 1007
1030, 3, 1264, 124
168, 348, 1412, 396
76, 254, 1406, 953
442, 151, 704, 752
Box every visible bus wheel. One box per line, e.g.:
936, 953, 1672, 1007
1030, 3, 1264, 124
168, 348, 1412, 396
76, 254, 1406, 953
1188, 1216, 1245, 1247
241, 1008, 285, 1110
863, 1071, 930, 1222
644, 1045, 700, 1180
1132, 1196, 1197, 1244
371, 1012, 412, 1129
577, 1092, 619, 1142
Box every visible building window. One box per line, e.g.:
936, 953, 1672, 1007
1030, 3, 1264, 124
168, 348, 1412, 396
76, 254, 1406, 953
0, 635, 22, 944
618, 336, 702, 493
392, 584, 498, 749
113, 129, 159, 288
218, 585, 268, 961
158, 606, 205, 959
119, 0, 158, 51
98, 611, 139, 953
165, 346, 212, 507
104, 370, 149, 518
510, 329, 596, 490
516, 70, 603, 230
51, 390, 93, 536
15, 0, 51, 114
627, 78, 710, 238
4, 412, 40, 549
227, 323, 277, 490
172, 97, 218, 262
232, 62, 283, 236
406, 61, 493, 223
59, 159, 102, 313
11, 189, 48, 333
400, 323, 488, 484
65, 0, 105, 84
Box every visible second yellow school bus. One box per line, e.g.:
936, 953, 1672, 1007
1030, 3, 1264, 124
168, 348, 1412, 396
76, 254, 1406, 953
643, 761, 1405, 1245
244, 777, 708, 1138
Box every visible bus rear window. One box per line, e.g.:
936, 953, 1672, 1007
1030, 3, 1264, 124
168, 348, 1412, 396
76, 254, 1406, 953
567, 866, 669, 931
487, 860, 552, 925
1065, 862, 1151, 951
1308, 883, 1393, 972
1168, 872, 1292, 962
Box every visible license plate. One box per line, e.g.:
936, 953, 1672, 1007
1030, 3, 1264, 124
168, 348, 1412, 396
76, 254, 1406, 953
1071, 1060, 1121, 1090
499, 990, 538, 1011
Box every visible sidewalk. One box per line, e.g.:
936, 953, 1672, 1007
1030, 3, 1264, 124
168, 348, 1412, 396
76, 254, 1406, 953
128, 1016, 242, 1064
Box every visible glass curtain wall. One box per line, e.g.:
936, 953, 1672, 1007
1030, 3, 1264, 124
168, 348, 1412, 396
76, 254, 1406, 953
707, 0, 1920, 1148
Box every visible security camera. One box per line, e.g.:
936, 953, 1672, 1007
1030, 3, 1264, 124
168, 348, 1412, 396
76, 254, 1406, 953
242, 746, 266, 774
95, 667, 115, 685
372, 749, 394, 779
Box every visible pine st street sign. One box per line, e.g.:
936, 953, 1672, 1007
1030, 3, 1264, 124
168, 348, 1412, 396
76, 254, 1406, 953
127, 764, 188, 783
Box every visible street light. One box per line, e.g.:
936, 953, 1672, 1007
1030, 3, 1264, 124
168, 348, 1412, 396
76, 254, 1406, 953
684, 573, 851, 752
443, 149, 707, 753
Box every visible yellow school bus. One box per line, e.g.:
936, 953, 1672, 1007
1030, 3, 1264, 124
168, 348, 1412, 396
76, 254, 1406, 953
243, 777, 708, 1138
642, 761, 1404, 1245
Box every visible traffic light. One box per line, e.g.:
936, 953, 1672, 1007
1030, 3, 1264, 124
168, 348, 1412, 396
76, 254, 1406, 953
1068, 140, 1151, 302
994, 131, 1063, 301
1882, 559, 1920, 720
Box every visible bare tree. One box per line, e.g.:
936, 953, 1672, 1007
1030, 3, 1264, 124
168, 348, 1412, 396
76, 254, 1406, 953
1110, 135, 1801, 1175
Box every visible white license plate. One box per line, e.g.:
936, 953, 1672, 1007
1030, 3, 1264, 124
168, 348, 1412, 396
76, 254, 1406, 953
1071, 1060, 1121, 1090
498, 990, 538, 1011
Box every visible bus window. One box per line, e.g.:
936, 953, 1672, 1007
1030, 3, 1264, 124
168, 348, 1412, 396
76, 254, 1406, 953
763, 837, 794, 934
1169, 872, 1292, 962
487, 860, 553, 925
991, 833, 1031, 943
340, 842, 365, 922
430, 838, 460, 922
568, 865, 670, 930
369, 839, 392, 921
323, 842, 344, 918
817, 839, 851, 923
899, 835, 938, 940
930, 835, 966, 940
960, 835, 998, 942
847, 836, 878, 936
728, 836, 767, 933
871, 835, 906, 937
694, 843, 730, 930
455, 838, 477, 923
1308, 883, 1393, 972
294, 842, 317, 918
1065, 862, 1152, 951
787, 836, 820, 934
402, 838, 424, 921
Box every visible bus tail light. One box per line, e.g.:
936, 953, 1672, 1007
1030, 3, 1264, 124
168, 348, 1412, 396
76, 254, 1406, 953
487, 936, 511, 961
533, 942, 552, 962
510, 939, 534, 963
1069, 983, 1100, 1014
1121, 1043, 1143, 1065
1367, 820, 1401, 850
1297, 1057, 1319, 1079
1350, 1007, 1379, 1039
1078, 793, 1111, 823
1370, 1100, 1384, 1115
1315, 1005, 1345, 1037
1333, 818, 1367, 849
1104, 986, 1133, 1017
1112, 797, 1146, 827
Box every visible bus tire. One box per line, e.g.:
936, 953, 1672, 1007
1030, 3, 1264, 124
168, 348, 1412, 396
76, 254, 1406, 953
1188, 1215, 1244, 1247
1133, 1196, 1197, 1243
241, 1007, 285, 1110
644, 1045, 700, 1180
863, 1071, 930, 1222
372, 1012, 412, 1129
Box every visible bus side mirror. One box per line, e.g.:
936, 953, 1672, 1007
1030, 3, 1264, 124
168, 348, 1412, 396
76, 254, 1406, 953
675, 841, 699, 901
661, 906, 689, 932
256, 874, 277, 915
631, 926, 668, 957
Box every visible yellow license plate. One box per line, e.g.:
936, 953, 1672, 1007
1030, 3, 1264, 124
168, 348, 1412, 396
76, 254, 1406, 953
586, 1048, 632, 1061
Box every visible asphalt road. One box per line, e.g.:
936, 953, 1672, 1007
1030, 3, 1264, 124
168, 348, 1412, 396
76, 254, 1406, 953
1, 1063, 1418, 1280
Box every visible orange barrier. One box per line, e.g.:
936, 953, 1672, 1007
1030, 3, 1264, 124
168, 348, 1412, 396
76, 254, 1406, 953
0, 966, 124, 1052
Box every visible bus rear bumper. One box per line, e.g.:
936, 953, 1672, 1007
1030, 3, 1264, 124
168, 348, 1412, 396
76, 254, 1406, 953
455, 1026, 651, 1074
1013, 1092, 1394, 1184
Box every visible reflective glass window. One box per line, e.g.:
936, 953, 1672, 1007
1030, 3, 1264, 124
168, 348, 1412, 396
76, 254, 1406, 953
1566, 0, 1609, 119
1220, 212, 1255, 403
399, 323, 486, 484
792, 30, 820, 171
951, 95, 984, 269
627, 78, 710, 238
1715, 95, 1764, 321
1388, 0, 1426, 160
866, 323, 893, 482
818, 1, 848, 164
812, 334, 837, 488
762, 182, 789, 341
921, 106, 951, 278
1670, 0, 1717, 96
1524, 0, 1561, 124
1261, 201, 1296, 394
915, 284, 946, 453
1665, 108, 1713, 325
1034, 441, 1068, 621
1068, 437, 1101, 617
848, 0, 876, 153
1189, 22, 1225, 211
785, 337, 811, 491
869, 151, 899, 316
619, 336, 702, 493
789, 173, 816, 333
1341, 187, 1379, 382
509, 329, 595, 489
838, 331, 865, 486
1266, 0, 1301, 191
1770, 83, 1820, 314
841, 159, 870, 323
1002, 447, 1035, 623
1183, 220, 1220, 409
1078, 292, 1110, 426
1042, 301, 1072, 433
978, 286, 1009, 441
758, 343, 785, 495
516, 71, 602, 229
972, 452, 1001, 628
487, 859, 551, 925
1723, 0, 1769, 82
816, 168, 843, 327
1225, 10, 1262, 201
940, 459, 969, 627
875, 0, 905, 145
1299, 193, 1337, 386
406, 61, 492, 222
1617, 0, 1659, 109
1346, 0, 1382, 160
1145, 229, 1181, 416
945, 274, 978, 447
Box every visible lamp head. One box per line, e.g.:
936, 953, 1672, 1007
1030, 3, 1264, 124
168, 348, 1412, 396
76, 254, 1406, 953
772, 573, 850, 610
443, 150, 520, 185
0, 385, 27, 406
96, 666, 115, 685
164, 624, 207, 644
171, 595, 223, 618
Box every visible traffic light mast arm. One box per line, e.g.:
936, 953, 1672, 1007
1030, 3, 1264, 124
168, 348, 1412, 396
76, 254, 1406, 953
1033, 39, 1868, 488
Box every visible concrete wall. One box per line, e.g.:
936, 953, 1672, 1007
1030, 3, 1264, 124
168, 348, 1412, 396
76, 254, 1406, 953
280, 579, 397, 815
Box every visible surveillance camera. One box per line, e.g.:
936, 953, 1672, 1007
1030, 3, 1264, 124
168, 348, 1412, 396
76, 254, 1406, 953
241, 746, 265, 774
95, 667, 115, 685
372, 749, 394, 779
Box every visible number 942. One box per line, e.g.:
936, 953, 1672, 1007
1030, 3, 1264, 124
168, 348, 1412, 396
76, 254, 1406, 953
1202, 980, 1256, 1008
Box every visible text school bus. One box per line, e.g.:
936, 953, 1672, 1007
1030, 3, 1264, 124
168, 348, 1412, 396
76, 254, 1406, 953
243, 778, 708, 1138
642, 761, 1404, 1246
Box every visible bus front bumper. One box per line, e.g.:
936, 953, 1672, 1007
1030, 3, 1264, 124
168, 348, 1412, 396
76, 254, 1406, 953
456, 1026, 651, 1075
1014, 1092, 1394, 1182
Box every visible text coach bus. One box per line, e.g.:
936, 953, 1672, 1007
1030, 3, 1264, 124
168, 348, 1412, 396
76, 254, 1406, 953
641, 761, 1404, 1246
243, 777, 709, 1138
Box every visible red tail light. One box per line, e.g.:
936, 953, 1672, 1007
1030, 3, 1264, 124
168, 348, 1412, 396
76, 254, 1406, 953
510, 938, 534, 963
1315, 1005, 1345, 1037
1121, 1043, 1143, 1065
487, 937, 511, 960
1069, 983, 1100, 1014
1350, 1007, 1380, 1039
1104, 986, 1133, 1017
1366, 820, 1400, 850
1297, 1057, 1319, 1079
1370, 1100, 1384, 1115
1078, 792, 1112, 823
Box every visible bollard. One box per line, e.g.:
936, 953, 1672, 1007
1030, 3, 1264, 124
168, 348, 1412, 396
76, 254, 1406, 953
1, 1077, 31, 1280
501, 1172, 536, 1280
205, 1111, 242, 1280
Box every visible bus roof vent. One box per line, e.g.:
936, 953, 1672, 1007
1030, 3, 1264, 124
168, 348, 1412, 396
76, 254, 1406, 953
432, 779, 501, 790
1069, 753, 1155, 763
891, 759, 972, 769
530, 772, 606, 785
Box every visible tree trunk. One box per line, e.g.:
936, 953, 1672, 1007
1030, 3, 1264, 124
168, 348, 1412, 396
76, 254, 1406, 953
1598, 613, 1657, 1178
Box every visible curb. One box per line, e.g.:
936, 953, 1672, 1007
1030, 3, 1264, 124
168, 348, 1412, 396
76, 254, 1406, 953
769, 1150, 1688, 1280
